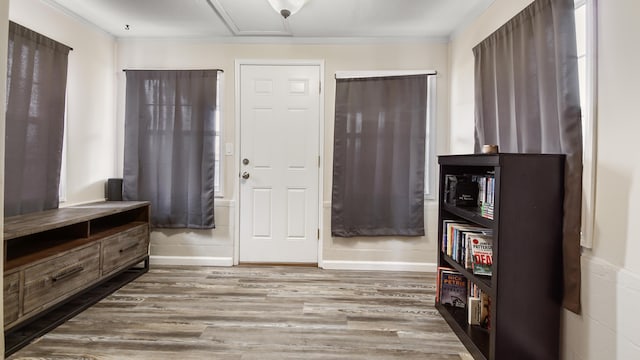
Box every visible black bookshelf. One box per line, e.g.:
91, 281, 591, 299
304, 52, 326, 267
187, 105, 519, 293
436, 153, 564, 360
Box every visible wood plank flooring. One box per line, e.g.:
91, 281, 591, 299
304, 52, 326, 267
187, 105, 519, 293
8, 266, 472, 359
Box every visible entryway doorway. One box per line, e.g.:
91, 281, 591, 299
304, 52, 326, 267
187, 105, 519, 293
237, 61, 323, 264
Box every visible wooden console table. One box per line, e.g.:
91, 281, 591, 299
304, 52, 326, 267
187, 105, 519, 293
3, 201, 150, 356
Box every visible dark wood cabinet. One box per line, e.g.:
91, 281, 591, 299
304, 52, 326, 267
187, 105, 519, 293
436, 154, 564, 360
3, 201, 150, 356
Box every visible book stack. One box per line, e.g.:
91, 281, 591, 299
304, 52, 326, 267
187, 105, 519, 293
467, 281, 491, 329
475, 174, 495, 219
441, 220, 492, 274
437, 268, 491, 330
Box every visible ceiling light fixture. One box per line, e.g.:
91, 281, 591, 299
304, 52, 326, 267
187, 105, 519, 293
267, 0, 309, 19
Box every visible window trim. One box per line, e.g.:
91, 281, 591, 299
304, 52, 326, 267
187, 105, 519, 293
425, 75, 437, 200
335, 70, 437, 79
214, 71, 224, 197
575, 0, 598, 248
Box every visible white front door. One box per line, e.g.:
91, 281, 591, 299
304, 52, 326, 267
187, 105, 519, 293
238, 64, 320, 264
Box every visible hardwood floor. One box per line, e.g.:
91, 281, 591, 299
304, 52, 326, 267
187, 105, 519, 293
8, 266, 471, 359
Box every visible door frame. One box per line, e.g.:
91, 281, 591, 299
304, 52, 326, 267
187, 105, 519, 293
233, 59, 325, 266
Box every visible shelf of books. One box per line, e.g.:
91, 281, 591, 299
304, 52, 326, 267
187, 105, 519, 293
436, 153, 565, 360
436, 268, 492, 359
436, 217, 494, 360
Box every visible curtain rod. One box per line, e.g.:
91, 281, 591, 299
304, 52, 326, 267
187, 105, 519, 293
122, 69, 224, 73
335, 70, 436, 80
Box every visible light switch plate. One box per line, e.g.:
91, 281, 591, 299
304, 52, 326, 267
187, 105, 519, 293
225, 143, 233, 156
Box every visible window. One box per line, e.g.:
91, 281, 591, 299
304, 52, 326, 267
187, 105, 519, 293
574, 0, 597, 248
331, 71, 436, 237
333, 70, 437, 199
123, 70, 220, 228
5, 22, 71, 216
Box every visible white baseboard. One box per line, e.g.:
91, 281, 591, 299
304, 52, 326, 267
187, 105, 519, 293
149, 257, 435, 272
59, 198, 107, 207
321, 260, 436, 272
150, 256, 233, 267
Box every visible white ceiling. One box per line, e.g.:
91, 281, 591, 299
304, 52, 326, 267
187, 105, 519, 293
43, 0, 495, 40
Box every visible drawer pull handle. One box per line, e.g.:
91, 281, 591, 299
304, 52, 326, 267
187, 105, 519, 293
52, 266, 84, 282
119, 243, 138, 254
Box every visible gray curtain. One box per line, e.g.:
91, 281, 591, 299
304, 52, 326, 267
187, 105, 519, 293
123, 70, 218, 228
4, 22, 70, 217
473, 0, 582, 313
331, 75, 428, 237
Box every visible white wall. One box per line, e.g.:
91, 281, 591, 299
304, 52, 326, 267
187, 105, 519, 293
116, 39, 450, 268
563, 1, 640, 359
448, 0, 640, 359
6, 0, 640, 358
2, 1, 112, 351
9, 0, 117, 205
5, 0, 449, 269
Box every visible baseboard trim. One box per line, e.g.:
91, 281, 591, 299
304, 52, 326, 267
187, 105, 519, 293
59, 198, 107, 207
149, 257, 435, 271
321, 260, 436, 272
149, 256, 233, 267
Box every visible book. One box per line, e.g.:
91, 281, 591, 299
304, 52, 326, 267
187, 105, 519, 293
468, 281, 481, 298
458, 226, 491, 266
468, 296, 481, 325
444, 221, 468, 258
470, 234, 493, 276
475, 175, 486, 208
436, 266, 454, 303
464, 232, 475, 269
441, 220, 464, 255
480, 292, 491, 329
444, 175, 458, 205
439, 270, 467, 308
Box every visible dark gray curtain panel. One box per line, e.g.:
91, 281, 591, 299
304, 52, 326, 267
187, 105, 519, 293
4, 22, 70, 217
473, 0, 582, 313
123, 70, 218, 228
331, 75, 429, 237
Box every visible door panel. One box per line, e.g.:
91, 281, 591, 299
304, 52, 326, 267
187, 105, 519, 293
239, 64, 320, 263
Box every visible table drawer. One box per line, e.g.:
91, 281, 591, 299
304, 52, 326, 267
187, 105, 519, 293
102, 223, 149, 275
4, 271, 20, 326
23, 243, 100, 315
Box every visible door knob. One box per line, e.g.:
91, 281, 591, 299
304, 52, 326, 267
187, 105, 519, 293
241, 172, 250, 179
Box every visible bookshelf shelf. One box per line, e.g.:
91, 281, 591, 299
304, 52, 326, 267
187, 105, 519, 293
442, 204, 493, 228
436, 154, 565, 360
436, 303, 490, 359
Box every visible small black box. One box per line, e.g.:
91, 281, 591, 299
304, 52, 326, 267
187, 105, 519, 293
106, 178, 123, 201
445, 175, 478, 207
